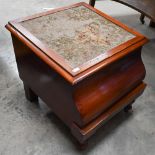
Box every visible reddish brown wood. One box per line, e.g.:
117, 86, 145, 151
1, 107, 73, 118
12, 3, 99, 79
71, 82, 146, 143
6, 24, 147, 85
73, 50, 146, 125
6, 25, 75, 84
6, 2, 148, 146
10, 34, 82, 126
6, 3, 147, 84
8, 2, 147, 79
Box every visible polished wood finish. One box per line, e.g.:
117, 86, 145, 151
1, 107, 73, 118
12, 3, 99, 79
8, 2, 145, 81
6, 2, 148, 146
89, 0, 155, 26
74, 49, 146, 125
71, 82, 146, 143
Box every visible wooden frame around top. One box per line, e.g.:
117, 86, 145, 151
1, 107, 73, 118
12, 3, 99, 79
6, 2, 148, 85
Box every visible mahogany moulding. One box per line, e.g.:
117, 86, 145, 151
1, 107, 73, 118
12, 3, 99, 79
6, 2, 148, 146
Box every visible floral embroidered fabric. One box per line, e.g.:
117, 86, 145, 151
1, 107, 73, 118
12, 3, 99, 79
21, 6, 135, 68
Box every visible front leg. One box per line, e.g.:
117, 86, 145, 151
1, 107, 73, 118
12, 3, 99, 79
23, 82, 38, 102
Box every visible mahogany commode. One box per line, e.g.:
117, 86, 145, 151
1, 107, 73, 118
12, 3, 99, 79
6, 2, 148, 146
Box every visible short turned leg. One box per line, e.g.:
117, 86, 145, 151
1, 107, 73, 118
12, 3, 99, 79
140, 14, 145, 24
23, 83, 38, 102
124, 104, 133, 113
89, 0, 96, 7
149, 20, 155, 27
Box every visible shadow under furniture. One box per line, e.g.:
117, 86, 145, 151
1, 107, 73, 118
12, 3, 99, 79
89, 0, 155, 27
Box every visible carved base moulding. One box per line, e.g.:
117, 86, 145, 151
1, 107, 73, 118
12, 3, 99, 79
6, 2, 148, 146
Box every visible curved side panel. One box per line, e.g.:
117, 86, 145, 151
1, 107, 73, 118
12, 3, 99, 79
73, 49, 146, 126
71, 82, 146, 143
11, 34, 82, 127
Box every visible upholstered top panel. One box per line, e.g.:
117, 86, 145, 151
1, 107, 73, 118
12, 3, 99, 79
21, 6, 135, 68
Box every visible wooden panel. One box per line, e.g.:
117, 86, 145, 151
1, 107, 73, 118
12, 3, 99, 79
11, 34, 82, 127
71, 82, 146, 143
73, 49, 146, 125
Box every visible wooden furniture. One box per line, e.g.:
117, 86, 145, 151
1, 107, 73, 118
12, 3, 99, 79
89, 0, 155, 27
6, 2, 148, 147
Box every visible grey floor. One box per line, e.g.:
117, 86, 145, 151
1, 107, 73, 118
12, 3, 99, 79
0, 0, 155, 155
